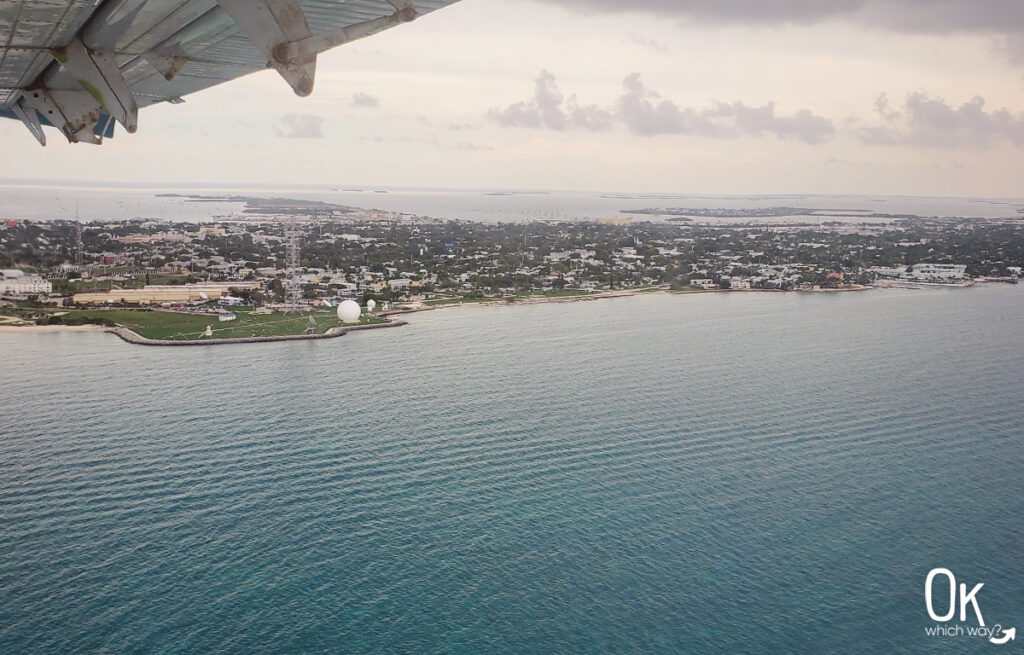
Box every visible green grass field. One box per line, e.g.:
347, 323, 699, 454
52, 308, 385, 340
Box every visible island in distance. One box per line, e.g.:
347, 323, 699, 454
622, 206, 928, 221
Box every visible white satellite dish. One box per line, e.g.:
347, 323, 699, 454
366, 299, 377, 312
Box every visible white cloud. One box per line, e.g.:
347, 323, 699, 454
490, 71, 836, 144
487, 70, 615, 132
532, 0, 1024, 33
858, 93, 1024, 148
352, 92, 381, 108
274, 113, 325, 139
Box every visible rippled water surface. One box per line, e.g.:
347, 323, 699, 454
2, 287, 1023, 654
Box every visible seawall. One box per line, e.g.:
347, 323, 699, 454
106, 319, 407, 347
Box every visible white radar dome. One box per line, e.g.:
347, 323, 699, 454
366, 299, 377, 312
337, 299, 361, 323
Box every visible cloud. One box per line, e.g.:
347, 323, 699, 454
566, 95, 617, 132
490, 71, 835, 144
857, 93, 1024, 148
874, 93, 901, 122
854, 1, 1024, 35
823, 155, 858, 166
274, 113, 324, 139
531, 0, 860, 23
617, 73, 723, 137
455, 141, 495, 151
352, 92, 380, 108
533, 0, 1024, 67
619, 74, 834, 143
711, 100, 836, 144
857, 125, 898, 146
487, 70, 615, 131
1000, 34, 1024, 65
628, 34, 669, 54
359, 134, 493, 151
531, 0, 1024, 32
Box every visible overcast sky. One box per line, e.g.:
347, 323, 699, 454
4, 0, 1024, 196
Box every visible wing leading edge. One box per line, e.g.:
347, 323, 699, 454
0, 0, 461, 146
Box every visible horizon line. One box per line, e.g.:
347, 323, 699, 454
1, 177, 1023, 203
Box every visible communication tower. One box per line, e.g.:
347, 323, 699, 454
285, 217, 302, 312
75, 201, 83, 267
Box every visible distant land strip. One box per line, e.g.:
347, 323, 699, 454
621, 206, 929, 220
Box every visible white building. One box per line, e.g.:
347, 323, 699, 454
866, 265, 907, 278
728, 277, 751, 289
0, 270, 51, 294
908, 263, 966, 282
196, 225, 226, 238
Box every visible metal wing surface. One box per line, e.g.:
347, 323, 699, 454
0, 0, 460, 145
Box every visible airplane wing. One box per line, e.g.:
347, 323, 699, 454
0, 0, 460, 146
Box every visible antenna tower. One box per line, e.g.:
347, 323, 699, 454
285, 216, 302, 312
75, 202, 83, 267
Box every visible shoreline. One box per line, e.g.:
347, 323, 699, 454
0, 283, 962, 344
0, 324, 109, 333
381, 285, 861, 317
0, 318, 407, 343
106, 319, 408, 346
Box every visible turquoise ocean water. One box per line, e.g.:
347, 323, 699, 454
2, 286, 1023, 654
